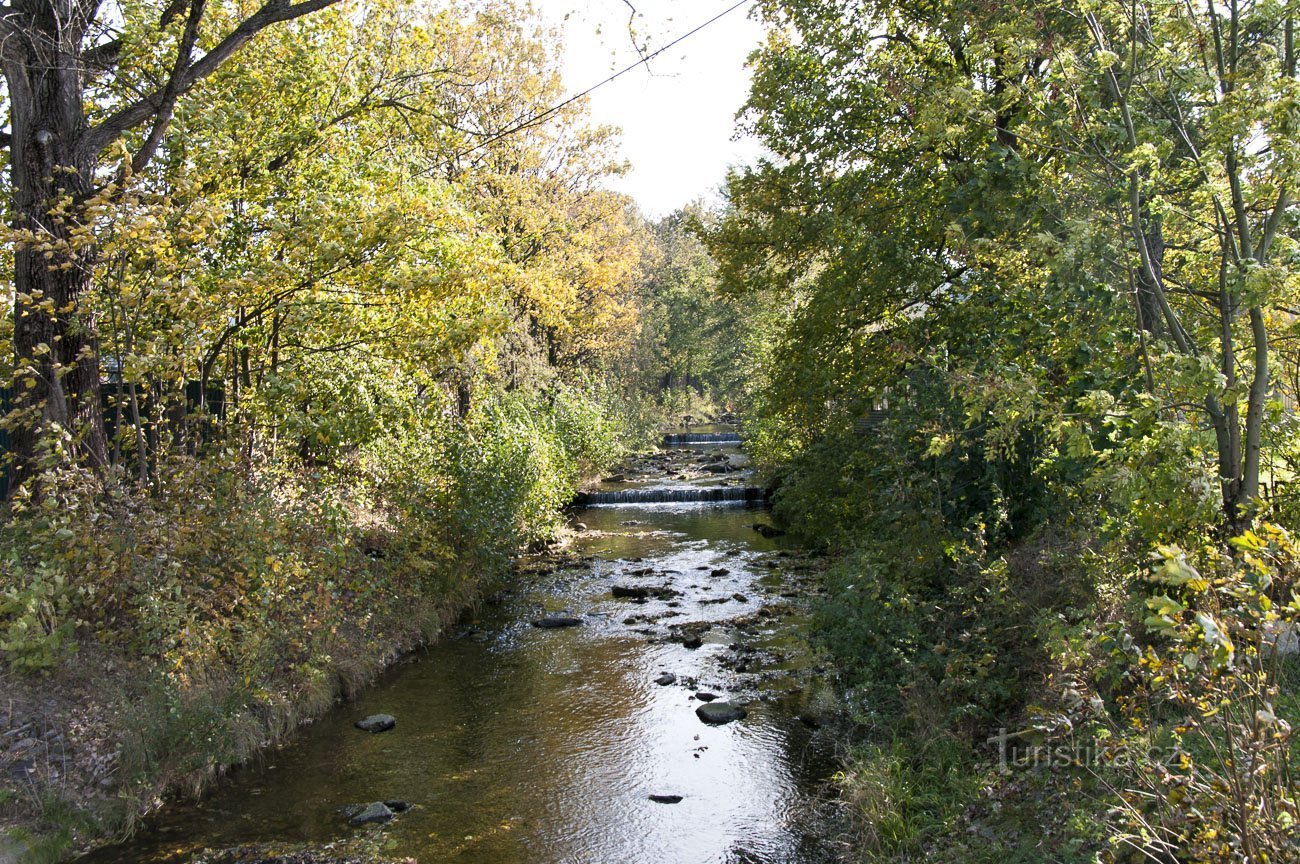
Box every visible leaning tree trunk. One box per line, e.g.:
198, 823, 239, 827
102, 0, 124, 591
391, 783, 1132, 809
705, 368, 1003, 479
5, 8, 109, 484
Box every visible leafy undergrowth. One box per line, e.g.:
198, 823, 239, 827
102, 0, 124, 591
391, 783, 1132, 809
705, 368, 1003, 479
816, 521, 1300, 863
0, 386, 639, 862
836, 735, 1105, 864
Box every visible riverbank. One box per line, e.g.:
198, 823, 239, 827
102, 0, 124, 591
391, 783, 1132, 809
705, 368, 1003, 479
755, 427, 1300, 862
0, 571, 489, 864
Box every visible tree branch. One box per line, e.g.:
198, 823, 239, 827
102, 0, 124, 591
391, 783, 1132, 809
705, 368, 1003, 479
80, 0, 343, 161
129, 0, 205, 173
82, 0, 190, 70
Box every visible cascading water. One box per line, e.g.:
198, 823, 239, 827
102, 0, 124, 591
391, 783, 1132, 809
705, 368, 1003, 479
577, 486, 767, 505
661, 432, 742, 446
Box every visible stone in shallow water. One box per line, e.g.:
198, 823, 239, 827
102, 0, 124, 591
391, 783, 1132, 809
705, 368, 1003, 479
347, 802, 395, 825
354, 714, 396, 733
532, 616, 583, 629
695, 692, 719, 702
710, 568, 730, 577
696, 702, 747, 725
655, 673, 677, 686
611, 585, 652, 599
648, 794, 684, 804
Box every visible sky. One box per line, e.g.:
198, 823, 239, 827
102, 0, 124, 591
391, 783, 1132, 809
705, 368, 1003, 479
530, 0, 767, 216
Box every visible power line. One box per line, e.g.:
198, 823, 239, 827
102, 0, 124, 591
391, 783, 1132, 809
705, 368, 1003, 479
433, 0, 754, 172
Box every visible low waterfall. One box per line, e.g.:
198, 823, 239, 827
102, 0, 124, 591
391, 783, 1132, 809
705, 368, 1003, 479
662, 432, 742, 446
576, 486, 767, 506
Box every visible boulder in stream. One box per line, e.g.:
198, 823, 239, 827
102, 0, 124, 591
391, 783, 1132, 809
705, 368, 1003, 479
353, 714, 396, 733
655, 673, 677, 686
696, 702, 747, 725
611, 585, 652, 599
648, 794, 684, 804
346, 802, 395, 825
532, 616, 584, 629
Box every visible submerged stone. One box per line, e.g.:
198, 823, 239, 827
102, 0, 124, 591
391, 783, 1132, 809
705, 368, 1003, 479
347, 802, 394, 825
648, 794, 684, 804
354, 714, 396, 733
532, 616, 584, 629
655, 673, 677, 686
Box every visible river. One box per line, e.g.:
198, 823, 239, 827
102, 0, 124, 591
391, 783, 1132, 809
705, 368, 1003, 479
79, 433, 838, 864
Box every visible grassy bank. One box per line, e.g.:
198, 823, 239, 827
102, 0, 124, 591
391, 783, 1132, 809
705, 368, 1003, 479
0, 386, 644, 863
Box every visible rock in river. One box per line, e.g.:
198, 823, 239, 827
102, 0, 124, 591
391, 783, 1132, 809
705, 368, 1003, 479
648, 794, 684, 804
354, 714, 396, 733
532, 616, 584, 628
346, 802, 395, 825
696, 702, 747, 725
695, 691, 719, 702
611, 585, 652, 600
655, 673, 677, 686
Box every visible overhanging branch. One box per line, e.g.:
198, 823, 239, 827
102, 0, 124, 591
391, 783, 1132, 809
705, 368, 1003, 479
79, 0, 343, 161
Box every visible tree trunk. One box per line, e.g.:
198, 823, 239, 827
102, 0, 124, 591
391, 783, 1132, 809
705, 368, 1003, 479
1135, 217, 1165, 337
5, 7, 108, 483
456, 380, 472, 419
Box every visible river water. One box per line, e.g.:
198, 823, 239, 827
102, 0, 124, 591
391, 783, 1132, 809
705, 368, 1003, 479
80, 436, 838, 864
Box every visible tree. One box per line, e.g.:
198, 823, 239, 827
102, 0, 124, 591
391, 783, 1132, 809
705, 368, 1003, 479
643, 207, 749, 405
0, 0, 343, 483
717, 0, 1298, 530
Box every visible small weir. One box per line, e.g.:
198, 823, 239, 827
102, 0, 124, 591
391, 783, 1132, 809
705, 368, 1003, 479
577, 485, 767, 505
662, 432, 742, 446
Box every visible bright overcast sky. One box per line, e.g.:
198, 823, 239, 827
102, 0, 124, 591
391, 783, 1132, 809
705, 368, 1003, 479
530, 0, 767, 216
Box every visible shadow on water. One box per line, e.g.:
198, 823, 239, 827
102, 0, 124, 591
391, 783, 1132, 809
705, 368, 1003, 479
79, 441, 838, 864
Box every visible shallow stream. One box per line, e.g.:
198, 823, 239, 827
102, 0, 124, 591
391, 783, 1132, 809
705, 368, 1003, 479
80, 436, 837, 864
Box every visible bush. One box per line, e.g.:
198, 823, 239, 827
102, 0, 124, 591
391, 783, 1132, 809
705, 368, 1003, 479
0, 563, 80, 673
1049, 526, 1300, 862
